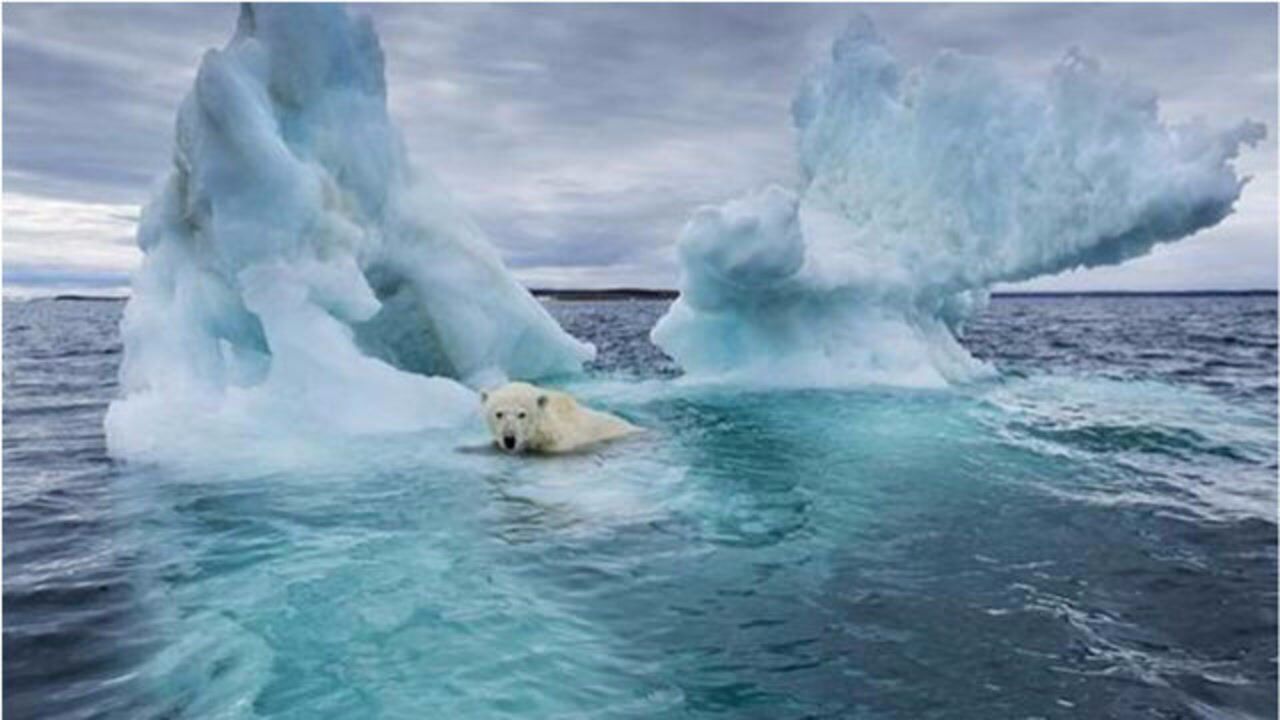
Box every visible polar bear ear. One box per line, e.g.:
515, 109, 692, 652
480, 390, 489, 403
537, 394, 548, 409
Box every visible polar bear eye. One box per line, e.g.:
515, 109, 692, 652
495, 411, 504, 419
517, 411, 527, 419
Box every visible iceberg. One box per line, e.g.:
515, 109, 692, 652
106, 4, 592, 457
652, 16, 1265, 387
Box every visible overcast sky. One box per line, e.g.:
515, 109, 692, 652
3, 3, 1276, 295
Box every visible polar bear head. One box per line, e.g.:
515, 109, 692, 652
480, 382, 549, 454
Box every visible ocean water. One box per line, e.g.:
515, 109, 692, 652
4, 294, 1276, 719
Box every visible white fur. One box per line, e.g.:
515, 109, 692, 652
481, 382, 639, 454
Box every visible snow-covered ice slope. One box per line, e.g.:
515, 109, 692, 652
107, 5, 593, 457
652, 16, 1264, 387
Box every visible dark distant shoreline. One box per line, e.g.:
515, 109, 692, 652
533, 289, 1279, 301
531, 288, 678, 301
987, 289, 1277, 299
21, 288, 1280, 303
45, 294, 129, 302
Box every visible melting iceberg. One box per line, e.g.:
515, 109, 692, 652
652, 16, 1265, 387
107, 5, 592, 457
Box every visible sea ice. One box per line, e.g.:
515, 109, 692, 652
652, 15, 1265, 387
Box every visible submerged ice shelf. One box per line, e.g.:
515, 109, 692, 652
652, 16, 1265, 387
107, 4, 592, 457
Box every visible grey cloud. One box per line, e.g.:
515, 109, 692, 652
3, 3, 235, 202
3, 3, 1275, 292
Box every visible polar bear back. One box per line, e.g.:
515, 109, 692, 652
538, 388, 637, 453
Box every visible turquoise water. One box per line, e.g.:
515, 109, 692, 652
4, 295, 1277, 718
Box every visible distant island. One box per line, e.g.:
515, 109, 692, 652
48, 294, 130, 302
530, 288, 678, 301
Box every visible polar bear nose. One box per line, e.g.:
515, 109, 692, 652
502, 435, 517, 450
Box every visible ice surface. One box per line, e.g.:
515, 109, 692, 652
106, 5, 592, 457
653, 16, 1265, 387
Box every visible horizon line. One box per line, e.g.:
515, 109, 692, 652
5, 287, 1277, 303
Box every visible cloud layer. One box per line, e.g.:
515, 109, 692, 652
4, 3, 1275, 294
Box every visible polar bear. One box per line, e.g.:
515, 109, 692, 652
480, 382, 639, 454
